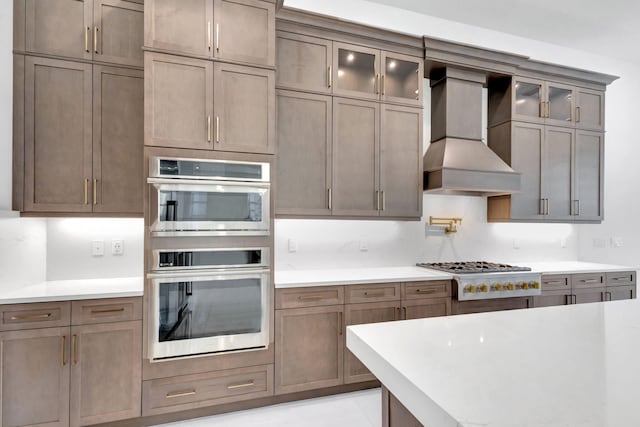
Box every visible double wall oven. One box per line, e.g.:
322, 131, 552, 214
147, 156, 272, 360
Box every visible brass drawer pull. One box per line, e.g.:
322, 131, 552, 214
11, 312, 52, 320
85, 26, 90, 53
216, 23, 220, 52
166, 390, 196, 399
90, 307, 125, 315
544, 281, 565, 286
611, 277, 629, 281
298, 295, 324, 301
84, 178, 90, 205
207, 115, 212, 142
94, 27, 99, 54
227, 380, 255, 390
580, 279, 601, 284
415, 288, 436, 294
207, 21, 212, 51
216, 116, 220, 143
327, 66, 332, 88
364, 291, 385, 297
93, 179, 98, 205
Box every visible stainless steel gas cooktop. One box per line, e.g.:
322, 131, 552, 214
416, 261, 532, 274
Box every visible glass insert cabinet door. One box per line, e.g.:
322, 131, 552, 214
513, 78, 544, 122
381, 52, 422, 105
547, 84, 574, 124
333, 42, 380, 100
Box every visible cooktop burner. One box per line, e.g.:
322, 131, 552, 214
417, 261, 532, 274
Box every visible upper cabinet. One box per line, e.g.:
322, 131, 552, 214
18, 0, 144, 67
276, 32, 332, 94
145, 0, 275, 67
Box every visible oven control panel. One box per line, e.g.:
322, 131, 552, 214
455, 273, 542, 301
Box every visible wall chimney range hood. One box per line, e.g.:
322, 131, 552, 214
423, 67, 521, 196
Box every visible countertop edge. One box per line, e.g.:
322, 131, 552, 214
0, 290, 144, 305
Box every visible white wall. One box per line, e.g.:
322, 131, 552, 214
0, 217, 46, 290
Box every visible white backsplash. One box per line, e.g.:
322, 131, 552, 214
0, 216, 46, 289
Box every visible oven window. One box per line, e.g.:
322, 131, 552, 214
159, 159, 263, 180
158, 278, 262, 342
158, 250, 263, 269
159, 190, 263, 223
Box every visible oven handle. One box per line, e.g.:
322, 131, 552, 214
147, 267, 270, 280
147, 177, 270, 188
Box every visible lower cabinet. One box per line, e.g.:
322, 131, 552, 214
534, 272, 636, 308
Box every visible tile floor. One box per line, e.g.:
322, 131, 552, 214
154, 388, 381, 427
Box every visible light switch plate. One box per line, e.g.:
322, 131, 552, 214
92, 240, 104, 257
112, 239, 124, 255
288, 239, 298, 253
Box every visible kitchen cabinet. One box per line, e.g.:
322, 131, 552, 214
535, 272, 636, 308
276, 31, 333, 93
451, 297, 532, 315
533, 275, 571, 308
20, 0, 143, 67
487, 121, 603, 222
575, 87, 605, 131
145, 0, 274, 67
18, 57, 143, 215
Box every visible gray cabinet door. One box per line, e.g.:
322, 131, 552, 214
25, 0, 93, 60
276, 31, 332, 93
574, 287, 605, 304
276, 90, 332, 216
93, 65, 144, 214
144, 52, 213, 150
70, 322, 142, 427
533, 292, 571, 308
24, 56, 93, 213
213, 63, 275, 154
573, 130, 604, 221
511, 77, 545, 124
332, 42, 380, 101
332, 97, 380, 216
380, 105, 422, 218
607, 285, 635, 301
510, 122, 544, 220
93, 0, 144, 67
576, 87, 605, 131
403, 297, 450, 320
380, 51, 423, 107
543, 126, 573, 220
275, 306, 344, 394
344, 301, 399, 384
1, 327, 70, 427
144, 0, 214, 57
213, 0, 275, 67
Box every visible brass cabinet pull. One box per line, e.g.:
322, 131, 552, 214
93, 179, 97, 205
611, 276, 629, 281
381, 74, 385, 95
11, 312, 52, 320
545, 199, 549, 215
381, 191, 385, 211
573, 200, 580, 216
298, 295, 323, 301
90, 307, 125, 314
207, 21, 212, 51
216, 116, 220, 143
576, 106, 581, 123
396, 307, 400, 320
545, 281, 564, 286
61, 335, 67, 366
539, 198, 545, 215
580, 279, 601, 284
605, 292, 612, 301
85, 26, 90, 52
364, 291, 385, 297
84, 178, 89, 205
227, 380, 255, 390
546, 101, 551, 118
415, 288, 436, 294
207, 115, 211, 142
216, 23, 220, 52
539, 102, 544, 118
375, 190, 380, 210
94, 27, 99, 54
402, 306, 407, 319
328, 66, 332, 88
338, 311, 343, 335
572, 295, 577, 304
166, 390, 196, 399
328, 188, 332, 210
375, 73, 380, 94
72, 334, 78, 365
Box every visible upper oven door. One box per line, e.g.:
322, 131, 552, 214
148, 178, 270, 236
150, 157, 270, 183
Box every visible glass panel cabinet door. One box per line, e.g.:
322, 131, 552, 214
332, 42, 380, 100
547, 84, 574, 126
512, 78, 544, 123
381, 52, 423, 106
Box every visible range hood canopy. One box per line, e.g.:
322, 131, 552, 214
423, 67, 521, 196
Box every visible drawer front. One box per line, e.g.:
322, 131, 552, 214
402, 281, 451, 300
142, 365, 273, 416
71, 297, 143, 325
0, 301, 70, 331
452, 297, 531, 315
572, 273, 605, 289
345, 283, 401, 304
276, 286, 344, 309
541, 275, 571, 292
606, 271, 636, 287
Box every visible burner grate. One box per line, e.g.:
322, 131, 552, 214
417, 261, 531, 274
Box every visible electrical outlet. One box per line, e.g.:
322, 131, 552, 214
611, 237, 624, 248
91, 240, 104, 257
288, 239, 298, 253
112, 239, 124, 255
359, 240, 368, 252
512, 239, 520, 249
560, 238, 567, 248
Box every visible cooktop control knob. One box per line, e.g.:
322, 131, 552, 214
521, 282, 529, 290
507, 283, 515, 291
466, 285, 476, 293
532, 281, 540, 289
494, 283, 504, 291
480, 284, 488, 292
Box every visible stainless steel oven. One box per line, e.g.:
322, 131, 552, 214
148, 157, 270, 236
148, 247, 270, 360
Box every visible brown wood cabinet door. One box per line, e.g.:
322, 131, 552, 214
573, 130, 603, 221
276, 90, 332, 215
344, 301, 399, 384
574, 287, 605, 305
403, 297, 450, 320
213, 0, 275, 67
275, 306, 344, 394
213, 63, 275, 154
25, 0, 93, 60
93, 65, 143, 214
380, 105, 422, 218
533, 292, 571, 308
144, 0, 214, 57
510, 122, 544, 220
276, 31, 332, 93
606, 285, 635, 302
1, 327, 70, 427
332, 97, 380, 216
543, 126, 573, 220
24, 56, 93, 212
576, 87, 605, 131
93, 0, 144, 67
70, 321, 142, 427
145, 52, 213, 149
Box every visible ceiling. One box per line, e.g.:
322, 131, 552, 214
365, 0, 640, 64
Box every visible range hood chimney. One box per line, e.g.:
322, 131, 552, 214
423, 67, 521, 196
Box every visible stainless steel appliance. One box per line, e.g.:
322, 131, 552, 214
417, 261, 541, 301
148, 157, 270, 236
148, 247, 270, 360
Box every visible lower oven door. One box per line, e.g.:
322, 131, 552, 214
149, 268, 270, 359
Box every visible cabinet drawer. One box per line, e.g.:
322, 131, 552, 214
345, 283, 401, 304
541, 275, 571, 292
71, 297, 143, 325
276, 286, 344, 309
572, 273, 605, 289
142, 365, 273, 416
606, 271, 636, 287
0, 301, 70, 331
402, 281, 451, 300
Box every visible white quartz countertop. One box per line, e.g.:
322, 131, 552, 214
524, 261, 637, 274
0, 277, 144, 304
347, 299, 640, 427
275, 267, 453, 288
